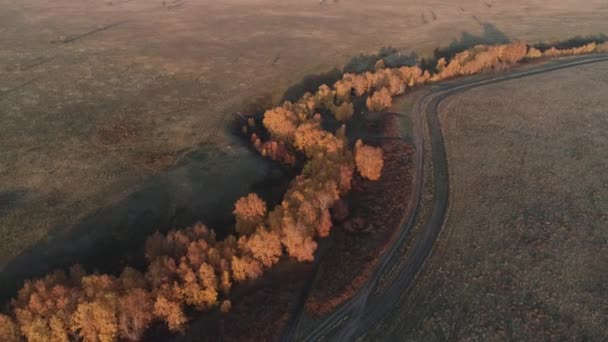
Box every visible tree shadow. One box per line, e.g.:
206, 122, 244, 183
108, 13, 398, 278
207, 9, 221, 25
281, 23, 508, 102
281, 47, 418, 103
532, 34, 608, 51
281, 68, 343, 103
420, 22, 511, 72
0, 143, 290, 305
0, 189, 29, 218
343, 47, 418, 74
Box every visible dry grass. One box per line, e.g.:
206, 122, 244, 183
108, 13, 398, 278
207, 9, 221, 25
1, 0, 608, 309
369, 61, 608, 340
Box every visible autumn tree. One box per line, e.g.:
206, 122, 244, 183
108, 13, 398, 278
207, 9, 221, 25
262, 106, 298, 141
525, 46, 542, 58
0, 314, 20, 342
386, 71, 405, 95
543, 42, 597, 57
231, 255, 263, 282
117, 289, 153, 341
366, 87, 392, 111
70, 274, 121, 342
501, 41, 527, 64
294, 122, 344, 157
279, 216, 318, 261
354, 139, 384, 181
71, 300, 118, 342
398, 65, 428, 87
431, 42, 531, 81
119, 267, 147, 290
177, 261, 218, 311
240, 227, 283, 267
153, 295, 187, 332
233, 193, 267, 235
12, 270, 76, 342
313, 84, 336, 110
331, 101, 354, 121
351, 73, 369, 96
333, 75, 354, 102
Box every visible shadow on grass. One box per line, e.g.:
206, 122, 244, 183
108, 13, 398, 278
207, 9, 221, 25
0, 190, 29, 218
343, 47, 419, 74
0, 143, 290, 305
281, 22, 510, 102
281, 68, 343, 103
420, 22, 511, 72
280, 49, 418, 104
533, 34, 608, 51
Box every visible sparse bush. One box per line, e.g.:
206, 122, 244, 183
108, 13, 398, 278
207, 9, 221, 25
220, 300, 232, 313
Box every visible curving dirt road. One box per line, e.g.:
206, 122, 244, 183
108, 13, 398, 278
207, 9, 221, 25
291, 52, 608, 341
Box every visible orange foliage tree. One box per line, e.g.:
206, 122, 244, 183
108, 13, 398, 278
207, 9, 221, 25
366, 87, 393, 111
354, 139, 384, 181
0, 314, 20, 342
233, 194, 267, 235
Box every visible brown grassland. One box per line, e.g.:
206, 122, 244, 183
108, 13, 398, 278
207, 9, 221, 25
2, 0, 608, 340
368, 61, 608, 341
2, 0, 608, 276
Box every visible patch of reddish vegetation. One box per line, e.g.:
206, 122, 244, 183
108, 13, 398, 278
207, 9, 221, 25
305, 114, 416, 316
92, 119, 140, 146
177, 261, 313, 342
138, 151, 177, 170
250, 133, 296, 166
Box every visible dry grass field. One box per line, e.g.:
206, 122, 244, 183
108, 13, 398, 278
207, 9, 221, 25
369, 61, 608, 340
1, 0, 608, 304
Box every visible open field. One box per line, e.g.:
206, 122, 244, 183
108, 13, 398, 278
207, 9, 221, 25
1, 0, 608, 322
369, 60, 608, 340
